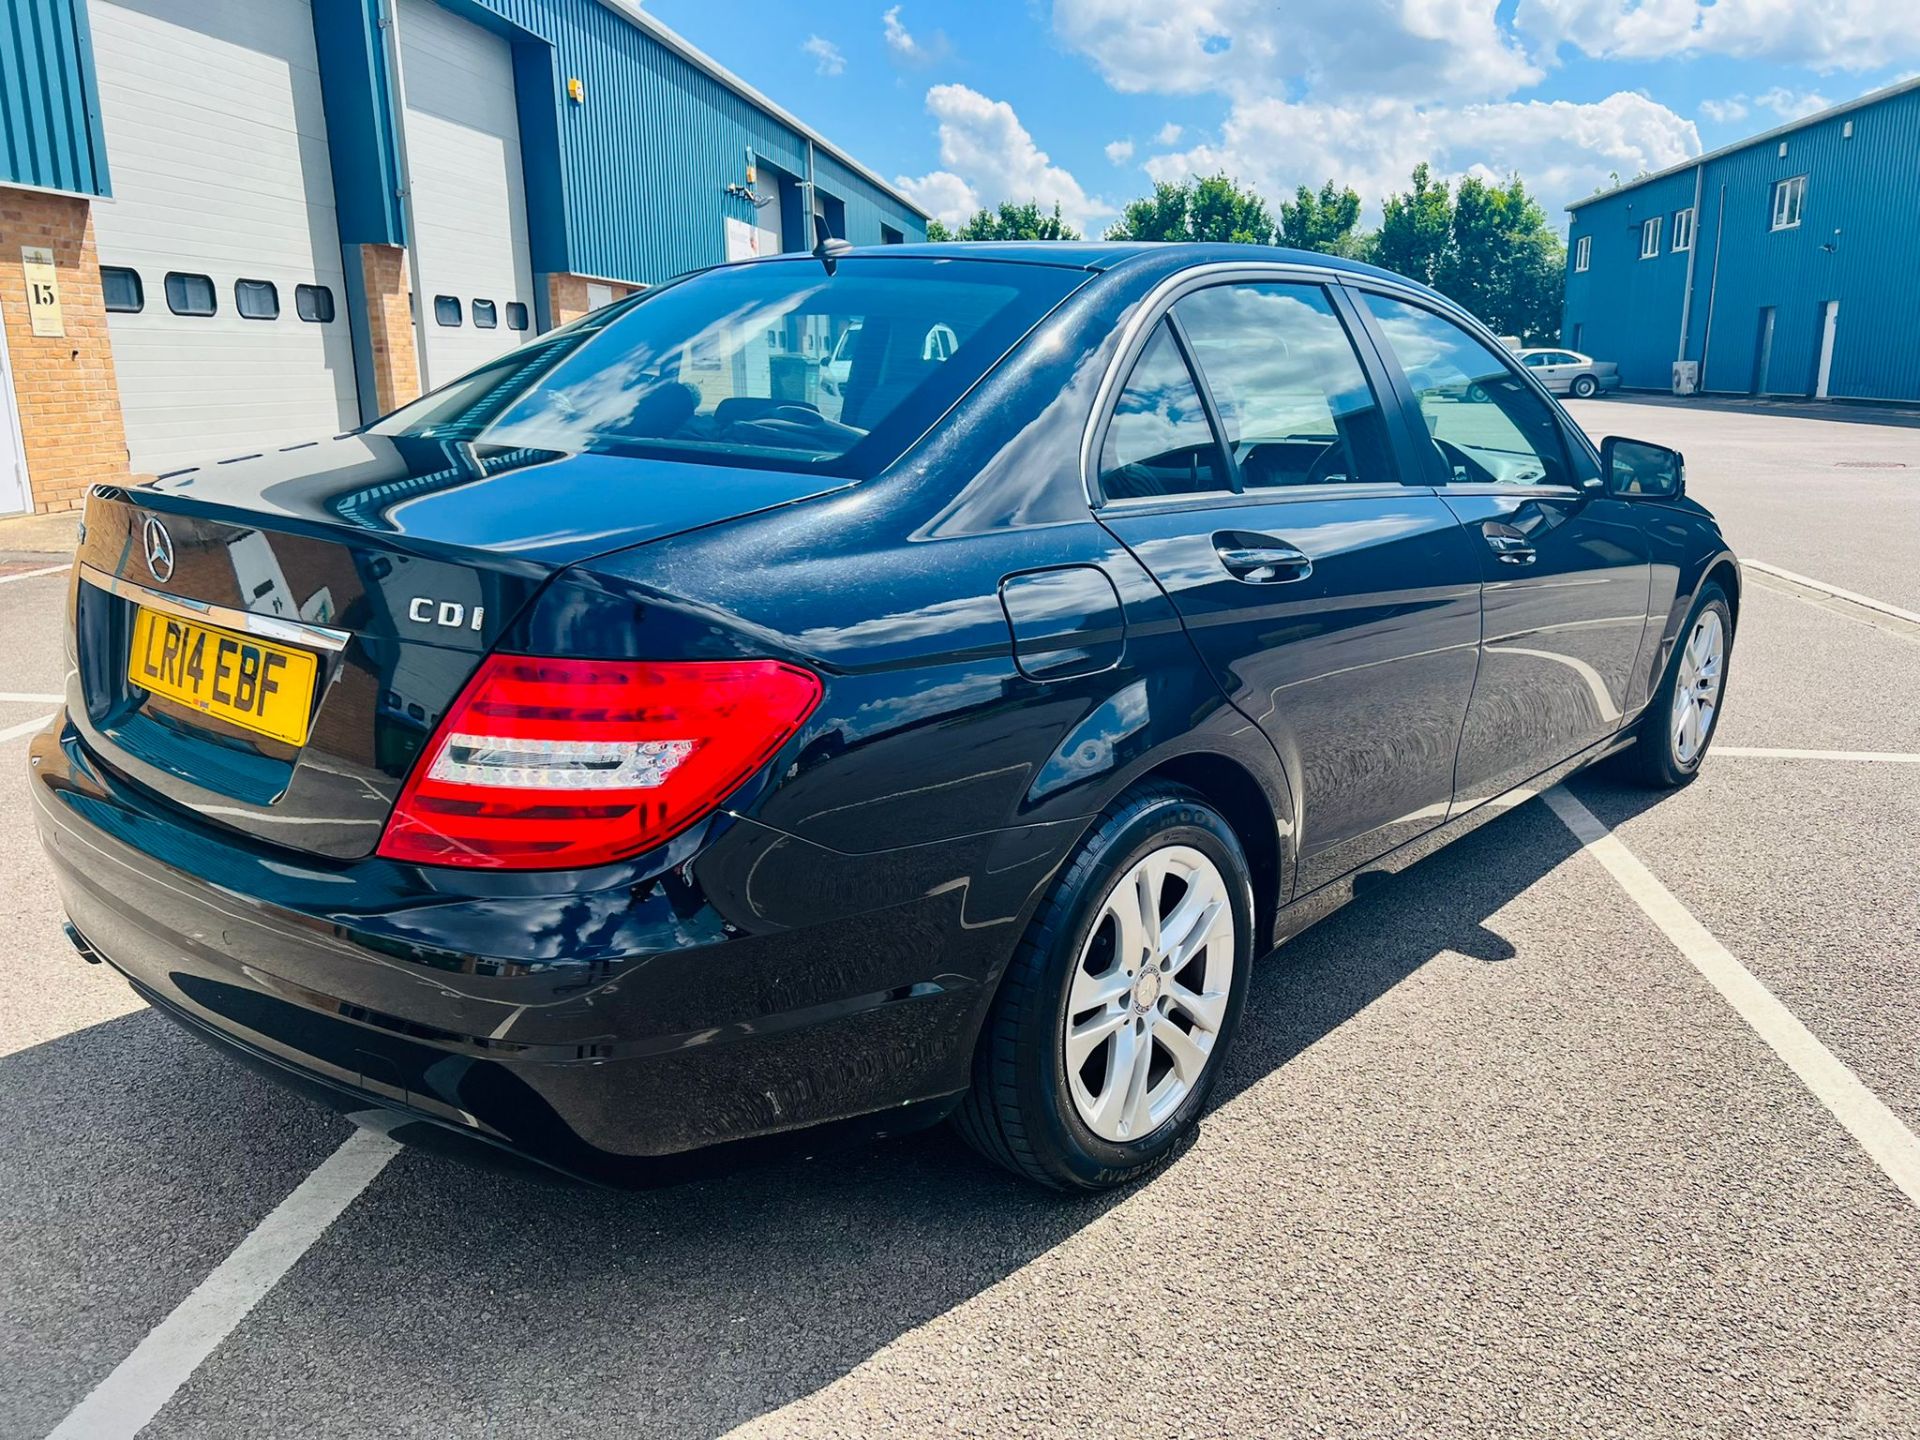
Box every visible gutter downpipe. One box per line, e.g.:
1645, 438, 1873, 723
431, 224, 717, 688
378, 0, 433, 389
1676, 161, 1705, 364
1699, 183, 1728, 393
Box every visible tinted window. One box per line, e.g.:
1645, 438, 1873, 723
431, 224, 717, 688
1362, 292, 1573, 488
1174, 283, 1395, 488
505, 301, 529, 331
235, 279, 279, 320
473, 299, 498, 329
1098, 320, 1230, 501
165, 272, 216, 317
372, 258, 1084, 479
434, 295, 463, 327
295, 283, 335, 323
101, 266, 143, 313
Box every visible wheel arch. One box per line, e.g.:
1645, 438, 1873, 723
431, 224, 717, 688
1126, 749, 1286, 951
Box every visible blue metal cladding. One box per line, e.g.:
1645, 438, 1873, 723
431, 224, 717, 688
311, 0, 407, 247
0, 0, 109, 196
463, 0, 925, 283
1565, 81, 1920, 402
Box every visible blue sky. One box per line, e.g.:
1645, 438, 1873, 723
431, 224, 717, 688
648, 0, 1918, 233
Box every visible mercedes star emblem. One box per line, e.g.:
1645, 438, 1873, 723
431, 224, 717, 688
142, 516, 175, 584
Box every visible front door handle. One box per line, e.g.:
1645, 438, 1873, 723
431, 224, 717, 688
1482, 524, 1536, 565
1213, 532, 1313, 583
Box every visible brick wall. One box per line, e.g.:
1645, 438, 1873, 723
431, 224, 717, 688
0, 187, 132, 513
360, 243, 421, 415
546, 273, 640, 328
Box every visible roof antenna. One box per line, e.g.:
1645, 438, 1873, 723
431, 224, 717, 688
812, 211, 851, 275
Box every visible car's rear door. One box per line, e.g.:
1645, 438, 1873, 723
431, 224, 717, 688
1349, 287, 1652, 812
1092, 275, 1483, 897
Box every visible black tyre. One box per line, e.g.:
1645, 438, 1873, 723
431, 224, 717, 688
1571, 374, 1599, 399
1618, 582, 1733, 788
954, 784, 1255, 1191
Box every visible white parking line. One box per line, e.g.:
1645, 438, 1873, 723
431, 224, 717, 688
1544, 787, 1920, 1212
0, 714, 54, 745
1745, 560, 1920, 627
45, 1119, 402, 1440
0, 562, 70, 585
1716, 747, 1920, 764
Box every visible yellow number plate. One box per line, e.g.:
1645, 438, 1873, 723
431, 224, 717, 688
128, 607, 318, 747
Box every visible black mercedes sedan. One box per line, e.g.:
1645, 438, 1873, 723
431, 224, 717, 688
30, 243, 1737, 1191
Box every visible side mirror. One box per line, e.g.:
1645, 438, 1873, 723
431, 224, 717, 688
1601, 436, 1685, 499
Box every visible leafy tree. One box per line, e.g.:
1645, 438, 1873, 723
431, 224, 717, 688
933, 200, 1079, 242
1438, 175, 1566, 343
924, 217, 954, 241
1104, 174, 1275, 244
1277, 180, 1365, 257
1373, 162, 1454, 287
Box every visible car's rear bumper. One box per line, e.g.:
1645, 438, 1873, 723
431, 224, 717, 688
30, 721, 1070, 1183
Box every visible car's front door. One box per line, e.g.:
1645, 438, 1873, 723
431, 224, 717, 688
1093, 279, 1484, 896
1353, 289, 1652, 812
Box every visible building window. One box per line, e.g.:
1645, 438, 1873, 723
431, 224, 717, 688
434, 295, 463, 327
164, 272, 217, 316
1771, 175, 1806, 230
1640, 216, 1661, 259
101, 266, 143, 313
505, 301, 529, 331
472, 299, 498, 329
1573, 235, 1591, 272
881, 224, 904, 245
295, 283, 335, 323
234, 279, 280, 320
1672, 207, 1694, 252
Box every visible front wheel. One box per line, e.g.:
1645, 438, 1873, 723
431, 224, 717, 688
954, 785, 1254, 1191
1618, 583, 1732, 787
1570, 374, 1599, 399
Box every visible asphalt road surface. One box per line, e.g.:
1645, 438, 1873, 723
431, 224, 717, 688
3, 398, 1917, 1439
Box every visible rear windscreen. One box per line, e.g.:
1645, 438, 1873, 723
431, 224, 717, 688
372, 257, 1087, 478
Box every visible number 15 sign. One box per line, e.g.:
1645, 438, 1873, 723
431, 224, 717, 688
21, 246, 64, 337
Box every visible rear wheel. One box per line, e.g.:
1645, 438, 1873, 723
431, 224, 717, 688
1618, 583, 1732, 788
954, 785, 1254, 1190
1571, 374, 1599, 399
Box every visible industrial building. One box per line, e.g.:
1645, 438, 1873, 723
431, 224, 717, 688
0, 0, 927, 515
1562, 77, 1920, 404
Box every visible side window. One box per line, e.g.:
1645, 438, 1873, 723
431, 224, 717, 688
1172, 283, 1397, 488
434, 295, 463, 327
295, 283, 335, 323
1361, 291, 1574, 489
472, 299, 499, 329
504, 301, 529, 331
1098, 319, 1231, 501
101, 266, 143, 313
234, 279, 279, 320
164, 272, 216, 317
1521, 352, 1546, 368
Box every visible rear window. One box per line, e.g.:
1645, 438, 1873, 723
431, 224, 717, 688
371, 257, 1085, 477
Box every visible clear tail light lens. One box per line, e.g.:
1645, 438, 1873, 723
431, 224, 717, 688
377, 656, 822, 870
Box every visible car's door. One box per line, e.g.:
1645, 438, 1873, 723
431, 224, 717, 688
1093, 278, 1484, 896
1351, 288, 1652, 812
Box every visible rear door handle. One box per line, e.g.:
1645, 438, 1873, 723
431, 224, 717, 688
1213, 532, 1313, 583
1482, 525, 1536, 565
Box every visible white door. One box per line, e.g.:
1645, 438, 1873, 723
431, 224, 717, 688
396, 0, 535, 389
88, 0, 358, 473
1815, 301, 1839, 399
0, 310, 30, 514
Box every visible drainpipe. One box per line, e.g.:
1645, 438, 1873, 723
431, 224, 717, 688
377, 0, 433, 388
1676, 161, 1704, 364
1699, 184, 1727, 392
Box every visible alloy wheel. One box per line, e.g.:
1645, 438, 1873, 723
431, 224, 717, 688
1063, 845, 1235, 1142
1671, 609, 1725, 765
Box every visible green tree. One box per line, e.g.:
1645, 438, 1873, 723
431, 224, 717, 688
1373, 162, 1453, 286
1277, 180, 1365, 257
1104, 174, 1275, 244
933, 199, 1079, 242
924, 217, 954, 241
1438, 174, 1566, 343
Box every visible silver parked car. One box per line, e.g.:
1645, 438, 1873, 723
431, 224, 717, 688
1516, 348, 1620, 398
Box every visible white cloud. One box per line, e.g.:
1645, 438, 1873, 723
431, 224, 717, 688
1756, 86, 1832, 119
882, 5, 948, 66
802, 35, 846, 76
1105, 138, 1136, 164
1053, 0, 1542, 105
1144, 91, 1699, 222
1698, 96, 1749, 123
1519, 0, 1920, 71
895, 84, 1108, 231
1153, 122, 1184, 145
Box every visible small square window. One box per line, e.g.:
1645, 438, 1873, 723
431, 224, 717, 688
472, 299, 498, 329
1573, 235, 1591, 273
295, 283, 335, 323
1771, 175, 1806, 231
505, 301, 529, 331
881, 224, 904, 245
1639, 216, 1661, 259
165, 272, 217, 317
101, 266, 143, 313
434, 295, 463, 327
235, 278, 280, 320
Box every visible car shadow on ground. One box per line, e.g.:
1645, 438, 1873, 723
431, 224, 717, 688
1, 776, 1667, 1437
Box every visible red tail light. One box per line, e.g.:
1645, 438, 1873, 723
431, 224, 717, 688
377, 656, 822, 870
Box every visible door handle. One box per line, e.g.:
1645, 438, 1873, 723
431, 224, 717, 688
1482, 525, 1536, 565
1213, 532, 1313, 583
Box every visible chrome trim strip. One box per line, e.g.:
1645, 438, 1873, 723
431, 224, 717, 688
78, 563, 351, 653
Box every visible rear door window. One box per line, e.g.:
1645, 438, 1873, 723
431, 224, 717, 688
1097, 320, 1231, 501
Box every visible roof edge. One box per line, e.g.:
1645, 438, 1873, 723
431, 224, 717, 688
589, 0, 930, 222
1567, 73, 1920, 212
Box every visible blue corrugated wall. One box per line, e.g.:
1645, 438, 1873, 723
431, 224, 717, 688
1565, 82, 1920, 402
0, 0, 109, 196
